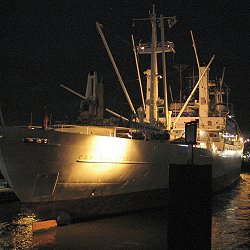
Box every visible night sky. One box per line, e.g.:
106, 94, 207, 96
1, 1, 249, 133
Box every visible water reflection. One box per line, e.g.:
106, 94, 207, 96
212, 173, 250, 249
33, 230, 56, 249
0, 202, 37, 249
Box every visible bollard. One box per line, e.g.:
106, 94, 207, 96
167, 164, 212, 250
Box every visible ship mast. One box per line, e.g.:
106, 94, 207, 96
149, 6, 158, 126
160, 14, 170, 130
135, 6, 175, 127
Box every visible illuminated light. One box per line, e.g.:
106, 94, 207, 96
240, 137, 244, 143
127, 133, 132, 138
77, 136, 131, 176
178, 144, 189, 147
199, 142, 207, 148
222, 133, 235, 138
74, 137, 148, 183
212, 143, 217, 154
199, 130, 205, 136
218, 147, 243, 157
23, 137, 49, 144
91, 136, 129, 162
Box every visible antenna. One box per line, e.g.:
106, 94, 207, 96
173, 64, 188, 104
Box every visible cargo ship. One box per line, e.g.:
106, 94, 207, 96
0, 7, 243, 219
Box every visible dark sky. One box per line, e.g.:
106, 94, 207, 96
0, 0, 249, 132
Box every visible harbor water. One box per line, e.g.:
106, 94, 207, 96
0, 172, 250, 249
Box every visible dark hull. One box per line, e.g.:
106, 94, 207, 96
27, 188, 168, 222
26, 169, 241, 221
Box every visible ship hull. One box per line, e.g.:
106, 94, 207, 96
0, 126, 242, 219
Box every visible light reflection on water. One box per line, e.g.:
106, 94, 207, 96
0, 202, 37, 249
212, 172, 250, 249
0, 172, 250, 249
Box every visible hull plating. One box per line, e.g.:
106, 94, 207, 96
0, 127, 242, 206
